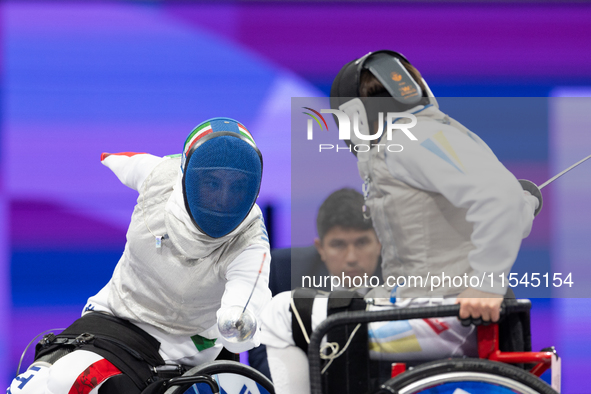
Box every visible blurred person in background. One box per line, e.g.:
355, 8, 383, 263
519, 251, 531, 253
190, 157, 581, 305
249, 188, 381, 379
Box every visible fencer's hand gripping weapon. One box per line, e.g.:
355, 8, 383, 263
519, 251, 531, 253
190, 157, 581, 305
217, 253, 266, 343
519, 154, 591, 217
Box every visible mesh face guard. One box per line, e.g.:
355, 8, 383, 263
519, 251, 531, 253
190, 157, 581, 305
182, 118, 263, 238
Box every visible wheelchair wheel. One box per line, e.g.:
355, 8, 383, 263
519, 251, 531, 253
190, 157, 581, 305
164, 360, 274, 394
375, 359, 557, 394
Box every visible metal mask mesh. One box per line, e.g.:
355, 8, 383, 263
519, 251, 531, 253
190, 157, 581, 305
184, 135, 262, 238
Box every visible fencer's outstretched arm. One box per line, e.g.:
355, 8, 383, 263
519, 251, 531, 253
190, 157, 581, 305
385, 123, 536, 296
101, 152, 164, 191
218, 242, 272, 353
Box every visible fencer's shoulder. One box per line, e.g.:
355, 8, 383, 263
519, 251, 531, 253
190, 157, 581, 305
248, 203, 270, 248
156, 154, 181, 169
233, 204, 271, 249
249, 204, 268, 230
390, 122, 478, 158
163, 153, 182, 161
146, 155, 179, 180
414, 119, 464, 139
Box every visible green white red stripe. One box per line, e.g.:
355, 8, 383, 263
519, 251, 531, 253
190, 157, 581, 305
183, 121, 256, 158
183, 122, 213, 156
238, 124, 256, 146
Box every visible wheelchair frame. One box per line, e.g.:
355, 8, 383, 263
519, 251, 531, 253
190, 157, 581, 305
307, 299, 558, 394
140, 360, 276, 394
106, 299, 556, 394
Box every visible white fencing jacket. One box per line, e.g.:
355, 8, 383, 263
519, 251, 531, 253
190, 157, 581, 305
357, 105, 538, 298
86, 152, 271, 357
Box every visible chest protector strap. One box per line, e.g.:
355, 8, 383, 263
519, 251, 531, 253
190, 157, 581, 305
290, 287, 318, 353
323, 290, 370, 394
35, 312, 166, 391
290, 288, 370, 394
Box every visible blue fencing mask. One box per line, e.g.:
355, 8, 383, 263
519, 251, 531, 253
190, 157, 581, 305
181, 118, 263, 238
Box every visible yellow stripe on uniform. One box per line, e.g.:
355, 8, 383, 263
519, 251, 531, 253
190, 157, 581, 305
432, 131, 466, 172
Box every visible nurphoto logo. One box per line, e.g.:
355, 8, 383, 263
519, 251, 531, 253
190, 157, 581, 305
303, 107, 418, 153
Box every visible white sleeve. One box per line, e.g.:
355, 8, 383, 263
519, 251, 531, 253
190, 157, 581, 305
261, 294, 329, 394
216, 243, 272, 353
384, 125, 534, 294
520, 193, 539, 238
267, 345, 311, 394
101, 152, 164, 191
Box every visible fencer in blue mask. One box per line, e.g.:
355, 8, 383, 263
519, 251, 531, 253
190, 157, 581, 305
9, 118, 271, 394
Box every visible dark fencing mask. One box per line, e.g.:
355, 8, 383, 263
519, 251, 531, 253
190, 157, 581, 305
330, 50, 437, 153
181, 118, 263, 238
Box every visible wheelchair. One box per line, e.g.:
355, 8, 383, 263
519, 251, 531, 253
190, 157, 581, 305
14, 320, 275, 394
144, 299, 557, 394
16, 299, 555, 394
307, 299, 559, 394
138, 360, 274, 394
